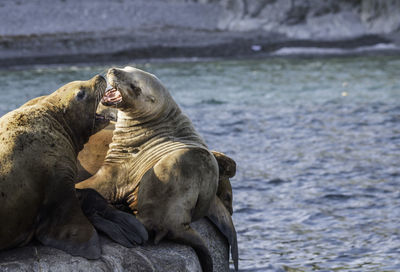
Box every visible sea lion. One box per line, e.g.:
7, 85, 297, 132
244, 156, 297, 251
0, 75, 147, 258
77, 121, 235, 214
76, 66, 238, 271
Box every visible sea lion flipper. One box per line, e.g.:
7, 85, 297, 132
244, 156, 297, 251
169, 226, 213, 272
102, 208, 149, 245
212, 151, 236, 178
35, 193, 101, 260
76, 159, 93, 182
88, 213, 139, 247
77, 188, 148, 247
207, 196, 239, 271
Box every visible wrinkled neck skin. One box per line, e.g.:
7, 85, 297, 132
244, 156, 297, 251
102, 99, 207, 195
44, 98, 92, 156
85, 96, 209, 205
108, 98, 206, 158
59, 114, 88, 155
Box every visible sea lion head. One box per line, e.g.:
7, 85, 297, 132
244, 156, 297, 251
47, 75, 109, 150
103, 66, 173, 117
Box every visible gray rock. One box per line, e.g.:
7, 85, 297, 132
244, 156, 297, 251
0, 218, 230, 272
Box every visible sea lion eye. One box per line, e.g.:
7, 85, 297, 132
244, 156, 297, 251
130, 84, 142, 97
76, 90, 86, 100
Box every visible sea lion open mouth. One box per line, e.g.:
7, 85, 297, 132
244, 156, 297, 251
95, 113, 107, 122
101, 87, 122, 106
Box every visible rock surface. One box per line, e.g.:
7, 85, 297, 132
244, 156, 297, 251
0, 218, 230, 272
0, 0, 400, 67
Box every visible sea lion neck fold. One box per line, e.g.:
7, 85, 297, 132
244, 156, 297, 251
45, 75, 108, 153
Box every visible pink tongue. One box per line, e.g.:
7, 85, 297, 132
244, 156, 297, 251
107, 90, 120, 99
102, 89, 122, 103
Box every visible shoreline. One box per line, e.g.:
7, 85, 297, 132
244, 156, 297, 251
2, 33, 400, 69
2, 0, 400, 68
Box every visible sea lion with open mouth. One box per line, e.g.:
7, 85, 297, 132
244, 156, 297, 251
0, 75, 147, 258
76, 67, 238, 271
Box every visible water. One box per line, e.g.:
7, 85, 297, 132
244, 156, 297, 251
1, 56, 400, 271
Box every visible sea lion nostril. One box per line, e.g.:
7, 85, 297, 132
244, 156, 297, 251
108, 68, 122, 77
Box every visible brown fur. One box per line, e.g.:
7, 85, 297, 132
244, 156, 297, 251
0, 75, 108, 258
76, 67, 238, 271
77, 122, 235, 214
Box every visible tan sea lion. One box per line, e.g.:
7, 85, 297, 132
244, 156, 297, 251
76, 66, 238, 271
77, 120, 235, 214
0, 75, 147, 258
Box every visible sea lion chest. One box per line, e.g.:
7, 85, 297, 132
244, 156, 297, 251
104, 111, 207, 210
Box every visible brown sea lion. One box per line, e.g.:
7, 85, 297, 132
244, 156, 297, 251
76, 66, 238, 271
0, 75, 147, 258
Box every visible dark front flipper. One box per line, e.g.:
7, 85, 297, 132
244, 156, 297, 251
35, 192, 101, 259
77, 188, 148, 247
76, 159, 93, 182
207, 196, 239, 271
169, 225, 213, 272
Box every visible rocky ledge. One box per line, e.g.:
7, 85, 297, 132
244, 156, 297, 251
0, 218, 230, 272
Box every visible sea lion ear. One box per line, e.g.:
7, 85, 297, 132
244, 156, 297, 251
146, 95, 156, 103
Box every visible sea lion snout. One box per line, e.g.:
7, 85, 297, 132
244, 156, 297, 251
103, 67, 138, 109
107, 68, 120, 76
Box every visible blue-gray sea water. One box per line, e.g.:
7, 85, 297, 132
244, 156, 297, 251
1, 56, 400, 271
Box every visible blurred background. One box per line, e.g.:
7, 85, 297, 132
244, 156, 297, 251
1, 0, 400, 65
1, 1, 400, 271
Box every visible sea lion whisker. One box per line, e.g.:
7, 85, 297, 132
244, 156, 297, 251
91, 90, 99, 132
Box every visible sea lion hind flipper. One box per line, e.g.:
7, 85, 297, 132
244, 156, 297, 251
35, 196, 101, 260
77, 188, 148, 246
169, 226, 213, 272
207, 196, 239, 271
102, 208, 148, 245
88, 213, 140, 247
211, 151, 236, 178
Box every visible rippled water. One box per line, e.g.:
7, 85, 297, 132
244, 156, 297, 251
1, 56, 400, 271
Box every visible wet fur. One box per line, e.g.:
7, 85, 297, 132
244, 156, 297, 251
0, 76, 147, 258
76, 67, 238, 271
